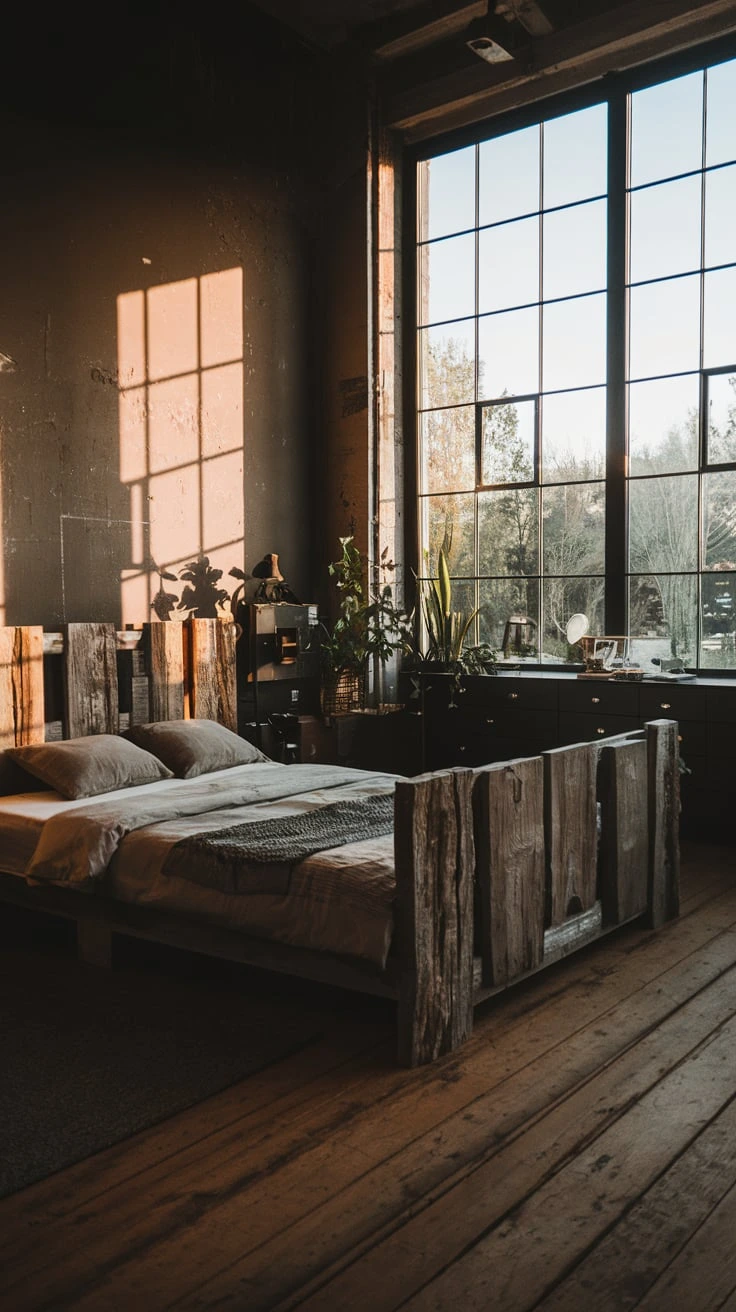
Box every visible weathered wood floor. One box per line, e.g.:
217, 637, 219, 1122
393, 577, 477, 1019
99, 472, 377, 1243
1, 840, 735, 1312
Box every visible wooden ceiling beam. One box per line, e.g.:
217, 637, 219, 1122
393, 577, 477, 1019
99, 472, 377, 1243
370, 2, 488, 62
385, 0, 736, 140
495, 0, 554, 38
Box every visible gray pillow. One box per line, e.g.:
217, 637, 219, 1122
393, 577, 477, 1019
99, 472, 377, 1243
7, 734, 174, 800
123, 719, 269, 779
0, 750, 49, 796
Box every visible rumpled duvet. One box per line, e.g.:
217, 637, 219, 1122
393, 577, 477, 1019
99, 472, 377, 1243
21, 762, 402, 968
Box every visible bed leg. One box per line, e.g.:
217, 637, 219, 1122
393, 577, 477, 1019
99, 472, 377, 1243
394, 769, 475, 1067
76, 919, 113, 968
646, 719, 680, 929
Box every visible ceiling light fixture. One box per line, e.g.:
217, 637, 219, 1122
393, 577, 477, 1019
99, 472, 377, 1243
466, 33, 515, 62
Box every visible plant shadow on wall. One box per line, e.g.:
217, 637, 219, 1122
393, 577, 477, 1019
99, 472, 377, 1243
150, 558, 248, 621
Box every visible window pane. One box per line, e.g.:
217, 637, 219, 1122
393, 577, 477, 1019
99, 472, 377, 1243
421, 492, 475, 576
478, 578, 540, 656
707, 372, 736, 464
703, 470, 736, 569
629, 474, 698, 572
480, 398, 535, 484
705, 164, 736, 268
630, 72, 703, 187
478, 487, 538, 575
542, 482, 605, 575
543, 199, 606, 300
479, 126, 539, 225
701, 571, 736, 668
419, 146, 475, 241
542, 577, 605, 663
629, 175, 702, 283
629, 573, 697, 664
420, 233, 475, 326
420, 405, 476, 495
478, 306, 539, 398
419, 322, 475, 409
543, 294, 606, 390
703, 267, 736, 368
543, 104, 608, 208
628, 375, 699, 475
479, 216, 539, 313
629, 275, 700, 379
542, 388, 606, 483
706, 58, 736, 168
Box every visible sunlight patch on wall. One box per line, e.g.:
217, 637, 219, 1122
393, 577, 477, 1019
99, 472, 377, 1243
117, 268, 245, 626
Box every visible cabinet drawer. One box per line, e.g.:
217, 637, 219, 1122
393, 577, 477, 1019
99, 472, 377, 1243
639, 684, 705, 722
558, 711, 640, 746
558, 680, 638, 717
706, 722, 736, 759
706, 687, 736, 724
479, 679, 558, 713
676, 721, 706, 758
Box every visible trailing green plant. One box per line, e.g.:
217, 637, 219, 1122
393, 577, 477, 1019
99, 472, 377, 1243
321, 537, 413, 679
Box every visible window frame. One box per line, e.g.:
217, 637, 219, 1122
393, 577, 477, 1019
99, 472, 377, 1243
404, 30, 736, 673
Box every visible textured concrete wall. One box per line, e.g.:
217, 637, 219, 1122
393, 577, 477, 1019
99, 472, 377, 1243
0, 13, 318, 627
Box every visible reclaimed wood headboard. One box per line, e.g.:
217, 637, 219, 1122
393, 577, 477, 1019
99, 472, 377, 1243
0, 618, 237, 747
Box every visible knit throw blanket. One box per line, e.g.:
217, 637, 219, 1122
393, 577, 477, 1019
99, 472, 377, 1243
162, 792, 395, 896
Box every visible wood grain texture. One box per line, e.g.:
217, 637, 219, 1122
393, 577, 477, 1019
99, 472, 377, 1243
543, 742, 598, 927
394, 769, 474, 1066
147, 622, 185, 723
646, 718, 681, 929
473, 756, 545, 988
62, 623, 118, 737
599, 737, 650, 925
0, 626, 44, 747
188, 619, 237, 729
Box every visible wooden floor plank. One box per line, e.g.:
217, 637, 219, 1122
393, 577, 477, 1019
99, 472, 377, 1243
19, 911, 736, 1312
534, 1096, 736, 1311
393, 1015, 736, 1312
254, 954, 736, 1312
0, 845, 733, 1312
632, 1176, 736, 1312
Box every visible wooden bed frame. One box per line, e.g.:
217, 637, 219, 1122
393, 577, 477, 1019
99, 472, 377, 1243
0, 620, 680, 1067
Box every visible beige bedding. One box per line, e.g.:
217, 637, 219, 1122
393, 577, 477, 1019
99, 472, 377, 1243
0, 764, 401, 968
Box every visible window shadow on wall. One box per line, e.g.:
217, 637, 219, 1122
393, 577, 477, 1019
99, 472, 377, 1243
117, 266, 245, 625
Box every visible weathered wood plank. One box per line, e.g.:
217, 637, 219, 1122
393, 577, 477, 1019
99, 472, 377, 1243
147, 621, 185, 722
646, 718, 680, 929
543, 741, 598, 927
598, 737, 650, 925
188, 618, 237, 729
473, 756, 545, 988
394, 769, 474, 1066
62, 623, 118, 737
0, 625, 45, 747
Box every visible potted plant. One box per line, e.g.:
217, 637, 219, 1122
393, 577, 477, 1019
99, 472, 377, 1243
320, 537, 412, 717
409, 540, 496, 707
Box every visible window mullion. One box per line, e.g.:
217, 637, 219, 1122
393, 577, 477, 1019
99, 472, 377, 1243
605, 85, 628, 634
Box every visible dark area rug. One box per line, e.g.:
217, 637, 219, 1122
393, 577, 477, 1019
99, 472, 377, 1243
0, 908, 331, 1199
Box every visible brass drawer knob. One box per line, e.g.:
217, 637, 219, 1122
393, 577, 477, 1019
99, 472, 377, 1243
485, 718, 495, 725
507, 692, 519, 701
660, 701, 671, 710
591, 696, 601, 704
596, 727, 605, 735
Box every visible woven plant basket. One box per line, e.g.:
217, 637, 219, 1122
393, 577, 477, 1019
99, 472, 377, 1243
321, 669, 366, 717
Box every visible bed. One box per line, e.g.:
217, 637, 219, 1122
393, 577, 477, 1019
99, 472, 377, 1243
0, 619, 680, 1067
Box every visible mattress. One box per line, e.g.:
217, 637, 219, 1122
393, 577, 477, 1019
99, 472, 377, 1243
0, 764, 400, 968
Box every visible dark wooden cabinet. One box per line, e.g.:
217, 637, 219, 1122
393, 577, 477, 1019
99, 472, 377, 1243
411, 671, 736, 839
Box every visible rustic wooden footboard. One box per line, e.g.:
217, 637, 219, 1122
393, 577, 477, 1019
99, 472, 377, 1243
392, 721, 680, 1066
0, 622, 680, 1069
